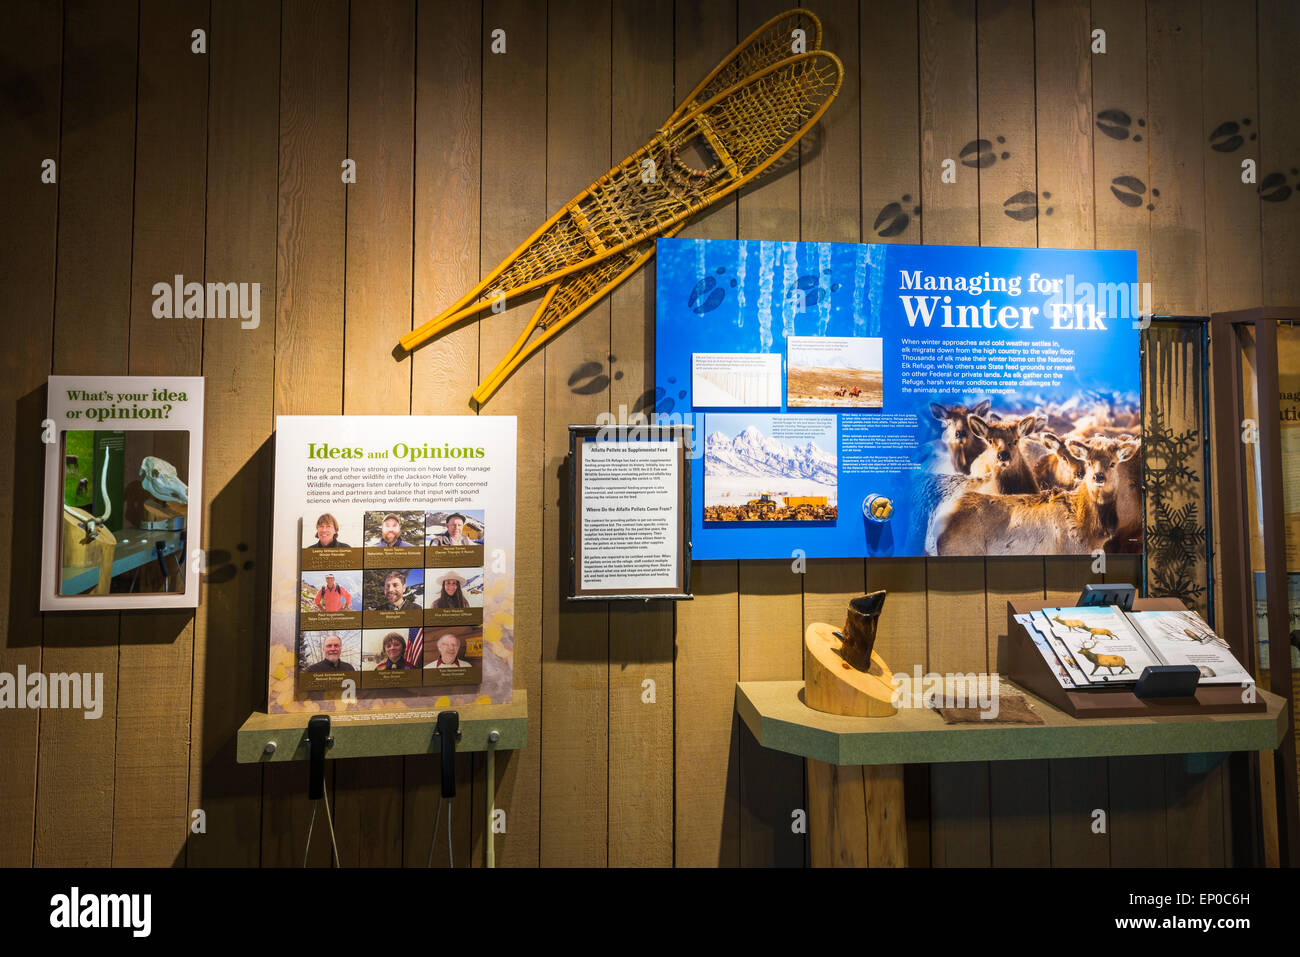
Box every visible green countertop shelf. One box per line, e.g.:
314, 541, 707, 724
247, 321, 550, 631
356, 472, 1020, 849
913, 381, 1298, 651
736, 681, 1289, 766
237, 691, 528, 763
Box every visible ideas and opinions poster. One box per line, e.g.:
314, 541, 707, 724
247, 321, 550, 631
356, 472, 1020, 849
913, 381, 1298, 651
267, 416, 516, 714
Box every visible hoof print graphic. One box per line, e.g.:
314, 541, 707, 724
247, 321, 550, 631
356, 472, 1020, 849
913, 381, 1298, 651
688, 267, 730, 314
568, 360, 609, 395
873, 202, 909, 237
632, 387, 660, 415
872, 194, 920, 237
959, 136, 1010, 169
1209, 118, 1255, 153
1259, 170, 1293, 203
202, 543, 250, 584
1097, 110, 1145, 142
1110, 175, 1156, 209
960, 138, 995, 168
1002, 190, 1054, 220
786, 270, 842, 310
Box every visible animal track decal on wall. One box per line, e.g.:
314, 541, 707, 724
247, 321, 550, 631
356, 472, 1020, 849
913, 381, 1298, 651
1096, 109, 1145, 142
1110, 175, 1159, 211
1208, 117, 1255, 152
1259, 168, 1297, 203
567, 360, 610, 395
202, 543, 252, 585
873, 195, 920, 237
959, 135, 1011, 168
1002, 191, 1055, 221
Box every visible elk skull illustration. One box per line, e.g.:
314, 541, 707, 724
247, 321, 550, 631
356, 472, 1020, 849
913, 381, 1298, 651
140, 456, 188, 505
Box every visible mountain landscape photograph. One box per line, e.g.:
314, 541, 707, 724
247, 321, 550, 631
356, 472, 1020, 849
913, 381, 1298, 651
704, 414, 838, 523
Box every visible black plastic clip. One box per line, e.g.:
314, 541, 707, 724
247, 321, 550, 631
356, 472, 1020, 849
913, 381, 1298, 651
434, 711, 461, 799
307, 714, 331, 800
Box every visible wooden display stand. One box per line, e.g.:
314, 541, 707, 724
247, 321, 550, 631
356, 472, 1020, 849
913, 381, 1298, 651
143, 499, 187, 529
60, 507, 117, 595
805, 621, 897, 717
802, 621, 906, 868
1004, 598, 1266, 718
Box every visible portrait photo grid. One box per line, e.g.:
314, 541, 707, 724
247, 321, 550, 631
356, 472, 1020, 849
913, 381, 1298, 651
296, 508, 486, 693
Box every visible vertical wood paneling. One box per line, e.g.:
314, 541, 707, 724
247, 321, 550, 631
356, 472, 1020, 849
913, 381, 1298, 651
1, 0, 1282, 871
1258, 0, 1300, 859
114, 0, 209, 866
673, 0, 741, 868
263, 0, 348, 867
1035, 0, 1096, 250
859, 0, 929, 866
1049, 757, 1111, 866
977, 0, 1050, 867
799, 0, 865, 677
1090, 0, 1168, 869
919, 0, 990, 868
1148, 0, 1208, 317
477, 0, 547, 867
1200, 0, 1261, 313
734, 0, 809, 870
1147, 0, 1224, 867
1200, 11, 1260, 835
737, 560, 804, 867
274, 0, 348, 419
1091, 0, 1151, 280
1092, 0, 1151, 621
332, 0, 415, 867
976, 0, 1036, 250
1108, 754, 1168, 866
676, 562, 741, 866
35, 0, 135, 867
0, 0, 61, 868
186, 0, 280, 868
607, 0, 675, 869
1256, 0, 1300, 305
409, 0, 481, 869
791, 0, 866, 866
539, 0, 612, 867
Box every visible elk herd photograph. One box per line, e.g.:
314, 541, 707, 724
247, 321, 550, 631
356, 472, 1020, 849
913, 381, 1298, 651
916, 395, 1143, 556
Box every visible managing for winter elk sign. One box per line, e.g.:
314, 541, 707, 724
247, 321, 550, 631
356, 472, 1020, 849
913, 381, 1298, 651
653, 238, 1142, 560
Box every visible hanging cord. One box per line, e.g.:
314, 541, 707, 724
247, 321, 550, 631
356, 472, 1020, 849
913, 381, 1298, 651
302, 788, 341, 868
425, 797, 455, 868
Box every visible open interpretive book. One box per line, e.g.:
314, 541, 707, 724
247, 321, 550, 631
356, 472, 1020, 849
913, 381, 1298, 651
1012, 606, 1253, 690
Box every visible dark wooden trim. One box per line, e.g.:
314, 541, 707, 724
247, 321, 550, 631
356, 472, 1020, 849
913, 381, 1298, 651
1209, 313, 1252, 666
1208, 311, 1259, 865
1251, 319, 1300, 867
1212, 306, 1300, 324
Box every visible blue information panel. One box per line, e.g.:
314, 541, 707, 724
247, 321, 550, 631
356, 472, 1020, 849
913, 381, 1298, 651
654, 238, 1141, 560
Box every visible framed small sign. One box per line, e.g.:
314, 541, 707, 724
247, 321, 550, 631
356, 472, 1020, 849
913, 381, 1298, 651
568, 424, 693, 601
41, 375, 205, 610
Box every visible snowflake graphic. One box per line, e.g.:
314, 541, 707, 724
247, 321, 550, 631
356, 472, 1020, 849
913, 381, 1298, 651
1141, 409, 1208, 613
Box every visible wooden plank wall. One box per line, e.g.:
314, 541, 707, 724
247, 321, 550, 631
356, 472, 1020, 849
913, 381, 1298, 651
1, 0, 1296, 867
